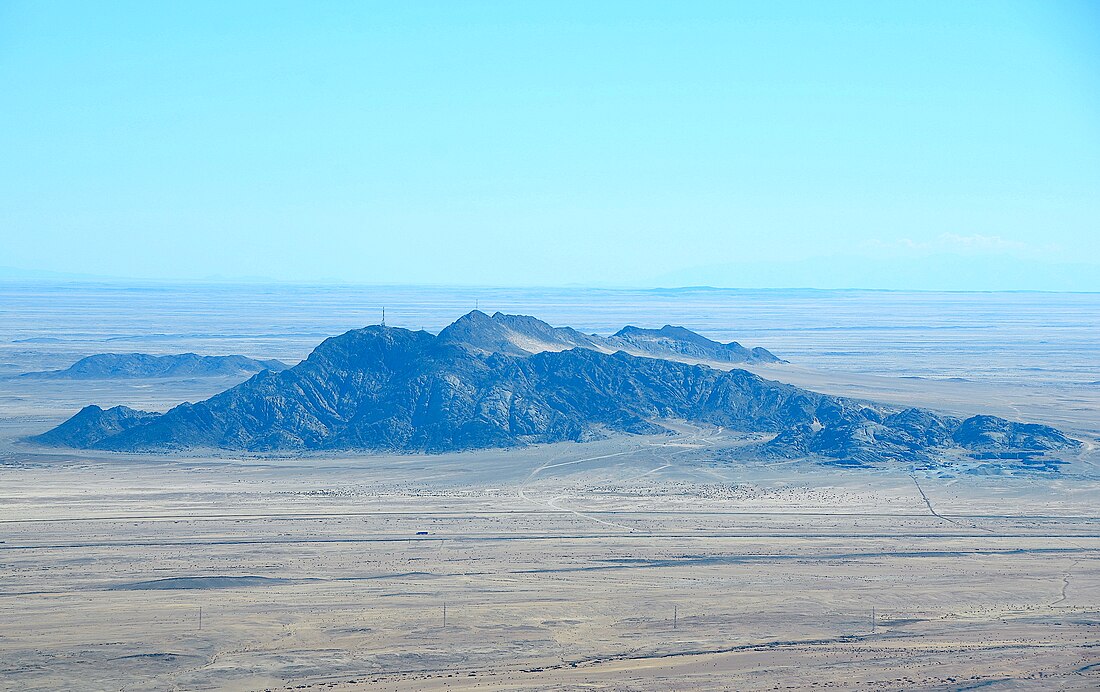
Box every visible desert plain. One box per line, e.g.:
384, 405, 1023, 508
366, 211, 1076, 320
1, 284, 1098, 690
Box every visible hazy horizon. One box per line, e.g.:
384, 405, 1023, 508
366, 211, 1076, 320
4, 264, 1100, 294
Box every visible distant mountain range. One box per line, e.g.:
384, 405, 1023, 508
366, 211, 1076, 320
34, 312, 1077, 467
22, 353, 288, 379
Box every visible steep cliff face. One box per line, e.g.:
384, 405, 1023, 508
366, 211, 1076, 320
34, 314, 1078, 463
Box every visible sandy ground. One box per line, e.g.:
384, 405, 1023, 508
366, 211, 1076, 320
2, 427, 1098, 691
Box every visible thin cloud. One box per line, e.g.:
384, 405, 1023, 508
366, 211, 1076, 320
871, 233, 1030, 254
937, 233, 1028, 251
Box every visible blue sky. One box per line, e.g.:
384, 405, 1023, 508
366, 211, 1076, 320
1, 1, 1098, 289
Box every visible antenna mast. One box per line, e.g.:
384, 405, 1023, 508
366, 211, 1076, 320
381, 307, 386, 327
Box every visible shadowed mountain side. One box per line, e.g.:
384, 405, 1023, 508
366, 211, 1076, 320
34, 318, 1078, 465
21, 353, 288, 379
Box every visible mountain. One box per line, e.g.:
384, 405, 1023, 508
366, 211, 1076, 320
436, 311, 606, 357
33, 313, 1078, 468
22, 353, 288, 379
435, 310, 781, 363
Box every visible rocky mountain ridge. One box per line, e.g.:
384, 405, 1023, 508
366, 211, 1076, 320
33, 314, 1078, 468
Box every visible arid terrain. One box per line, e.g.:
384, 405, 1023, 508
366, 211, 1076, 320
1, 284, 1097, 690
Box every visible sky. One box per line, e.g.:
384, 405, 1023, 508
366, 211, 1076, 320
1, 1, 1098, 290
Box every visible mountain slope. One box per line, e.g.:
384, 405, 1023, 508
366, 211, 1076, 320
34, 315, 1077, 466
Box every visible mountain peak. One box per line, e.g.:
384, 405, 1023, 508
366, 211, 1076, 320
460, 309, 493, 322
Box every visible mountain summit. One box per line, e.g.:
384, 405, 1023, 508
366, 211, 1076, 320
33, 313, 1077, 466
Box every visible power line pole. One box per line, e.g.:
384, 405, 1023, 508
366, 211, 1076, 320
198, 606, 202, 631
871, 606, 875, 634
673, 605, 677, 631
442, 601, 447, 629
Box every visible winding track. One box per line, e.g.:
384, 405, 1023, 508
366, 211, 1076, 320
911, 475, 996, 533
